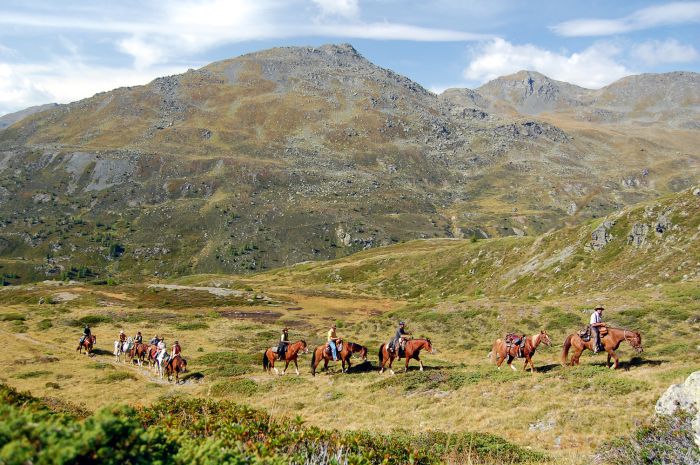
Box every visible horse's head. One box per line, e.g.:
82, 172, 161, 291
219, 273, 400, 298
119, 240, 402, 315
425, 338, 434, 354
629, 331, 643, 353
299, 340, 309, 354
540, 330, 552, 347
357, 344, 368, 361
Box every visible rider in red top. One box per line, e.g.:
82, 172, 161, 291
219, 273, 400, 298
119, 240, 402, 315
172, 340, 181, 358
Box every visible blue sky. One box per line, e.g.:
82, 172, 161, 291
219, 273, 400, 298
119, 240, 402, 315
0, 0, 699, 115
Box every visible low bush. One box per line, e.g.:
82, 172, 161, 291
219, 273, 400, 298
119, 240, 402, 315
174, 321, 209, 331
96, 372, 137, 383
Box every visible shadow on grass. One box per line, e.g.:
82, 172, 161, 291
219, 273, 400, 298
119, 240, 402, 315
346, 360, 374, 373
180, 371, 205, 382
534, 363, 561, 373
91, 348, 112, 356
589, 356, 668, 370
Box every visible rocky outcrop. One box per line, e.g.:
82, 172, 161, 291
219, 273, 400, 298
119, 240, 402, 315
655, 371, 700, 447
586, 220, 615, 251
628, 223, 650, 248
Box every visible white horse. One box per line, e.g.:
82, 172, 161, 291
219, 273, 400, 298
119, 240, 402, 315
155, 351, 169, 378
114, 337, 134, 363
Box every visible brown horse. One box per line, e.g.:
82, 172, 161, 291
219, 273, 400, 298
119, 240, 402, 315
165, 355, 187, 383
262, 340, 308, 375
490, 330, 552, 373
77, 335, 96, 355
562, 326, 643, 369
378, 338, 434, 374
129, 343, 149, 366
310, 341, 368, 376
146, 344, 159, 370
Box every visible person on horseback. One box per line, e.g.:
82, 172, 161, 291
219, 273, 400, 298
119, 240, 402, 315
156, 337, 167, 362
590, 306, 605, 353
170, 340, 181, 365
118, 330, 126, 343
80, 324, 91, 345
277, 328, 290, 360
150, 334, 160, 345
389, 321, 411, 355
327, 324, 339, 361
134, 331, 143, 344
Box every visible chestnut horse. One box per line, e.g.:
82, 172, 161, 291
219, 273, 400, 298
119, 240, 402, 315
562, 326, 642, 369
490, 330, 552, 373
310, 341, 368, 376
129, 343, 149, 366
77, 335, 96, 355
165, 355, 187, 383
378, 338, 433, 374
262, 340, 307, 375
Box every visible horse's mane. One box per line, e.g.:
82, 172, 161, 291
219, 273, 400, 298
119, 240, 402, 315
605, 326, 640, 334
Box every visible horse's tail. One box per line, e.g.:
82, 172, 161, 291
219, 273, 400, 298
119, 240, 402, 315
262, 351, 269, 371
378, 344, 384, 365
310, 349, 317, 376
562, 335, 572, 366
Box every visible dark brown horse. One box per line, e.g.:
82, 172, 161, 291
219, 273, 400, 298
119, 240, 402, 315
129, 343, 149, 366
77, 335, 96, 355
146, 344, 159, 370
310, 341, 368, 376
165, 355, 187, 383
262, 340, 308, 375
378, 338, 434, 374
562, 326, 642, 369
490, 330, 552, 373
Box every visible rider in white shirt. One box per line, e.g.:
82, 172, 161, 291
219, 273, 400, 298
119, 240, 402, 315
590, 306, 604, 353
156, 338, 167, 362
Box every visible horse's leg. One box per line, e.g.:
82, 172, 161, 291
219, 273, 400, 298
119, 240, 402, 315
525, 355, 535, 373
607, 353, 612, 368
272, 358, 279, 375
282, 360, 289, 375
323, 359, 329, 372
294, 358, 299, 376
607, 349, 619, 369
388, 356, 395, 375
418, 357, 424, 372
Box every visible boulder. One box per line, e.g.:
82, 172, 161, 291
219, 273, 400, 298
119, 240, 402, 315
655, 370, 700, 447
586, 220, 615, 251
628, 223, 650, 248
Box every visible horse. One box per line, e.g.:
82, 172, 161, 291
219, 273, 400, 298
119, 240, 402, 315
562, 326, 643, 369
490, 330, 552, 373
165, 355, 187, 383
129, 343, 149, 366
114, 337, 133, 363
378, 338, 434, 374
262, 340, 308, 375
146, 344, 159, 370
310, 341, 368, 376
77, 335, 96, 355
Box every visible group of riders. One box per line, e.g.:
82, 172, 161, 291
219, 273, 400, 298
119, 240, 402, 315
79, 324, 183, 366
276, 320, 412, 362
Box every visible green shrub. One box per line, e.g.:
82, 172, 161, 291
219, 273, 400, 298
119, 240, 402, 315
15, 370, 52, 379
210, 378, 258, 397
78, 314, 113, 325
97, 371, 137, 383
174, 321, 209, 331
36, 319, 52, 331
0, 313, 25, 321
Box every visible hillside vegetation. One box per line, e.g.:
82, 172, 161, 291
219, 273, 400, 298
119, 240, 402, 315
1, 188, 698, 464
0, 44, 698, 280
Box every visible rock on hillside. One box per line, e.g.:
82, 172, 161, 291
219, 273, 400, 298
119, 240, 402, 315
656, 370, 700, 447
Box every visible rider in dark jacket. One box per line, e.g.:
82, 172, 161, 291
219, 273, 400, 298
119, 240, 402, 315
277, 328, 290, 359
134, 332, 143, 344
390, 322, 411, 354
80, 324, 91, 344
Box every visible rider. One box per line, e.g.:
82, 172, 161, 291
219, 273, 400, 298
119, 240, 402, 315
170, 340, 181, 364
277, 328, 290, 359
134, 331, 143, 344
149, 334, 160, 345
156, 337, 167, 363
327, 324, 339, 361
118, 330, 126, 343
390, 321, 411, 355
590, 306, 605, 353
80, 324, 91, 345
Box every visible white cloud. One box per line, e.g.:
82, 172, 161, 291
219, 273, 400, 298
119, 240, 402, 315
463, 38, 632, 89
312, 0, 359, 19
631, 38, 699, 66
552, 1, 700, 37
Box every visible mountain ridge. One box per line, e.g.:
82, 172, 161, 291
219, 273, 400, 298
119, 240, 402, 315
0, 43, 697, 282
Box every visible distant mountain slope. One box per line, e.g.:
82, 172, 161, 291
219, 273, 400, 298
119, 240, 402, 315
0, 45, 698, 281
0, 103, 59, 130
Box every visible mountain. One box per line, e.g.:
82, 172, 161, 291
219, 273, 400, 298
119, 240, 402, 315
0, 45, 698, 282
0, 103, 59, 130
459, 70, 700, 127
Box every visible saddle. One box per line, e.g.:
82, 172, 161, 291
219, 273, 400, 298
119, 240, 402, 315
505, 333, 525, 357
324, 340, 343, 358
579, 325, 608, 341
